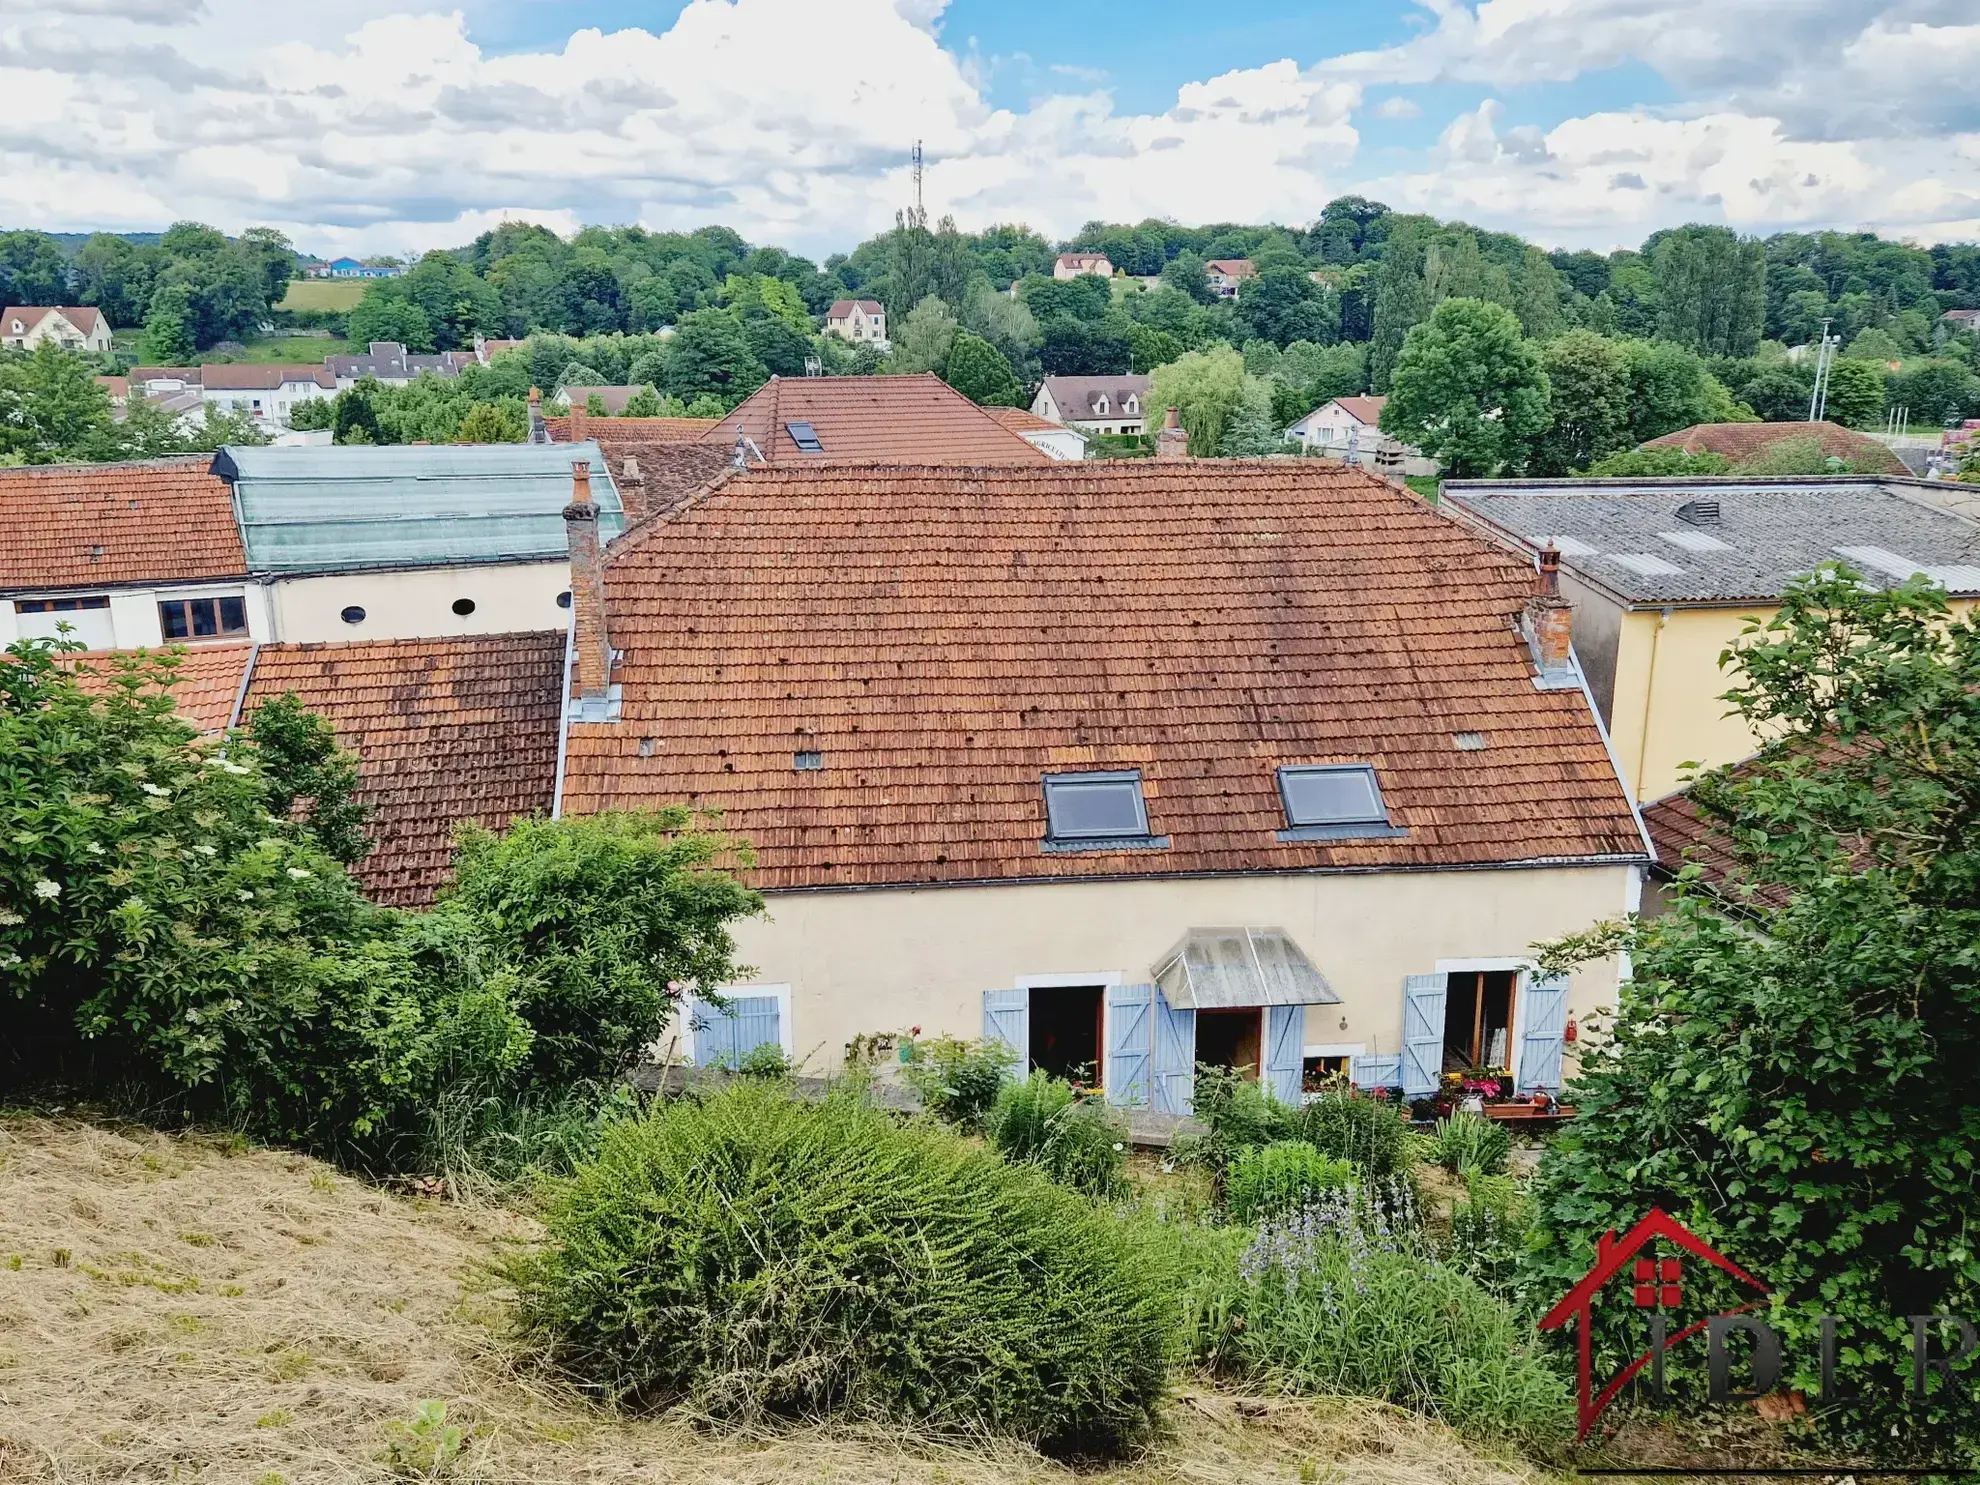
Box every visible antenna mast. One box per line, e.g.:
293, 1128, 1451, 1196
912, 139, 924, 220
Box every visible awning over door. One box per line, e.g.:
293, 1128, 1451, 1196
1152, 927, 1339, 1010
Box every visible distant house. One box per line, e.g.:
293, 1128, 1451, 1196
1204, 259, 1256, 299
984, 406, 1089, 461
1032, 375, 1151, 438
3, 306, 114, 353
1941, 309, 1980, 334
1642, 421, 1909, 476
326, 341, 475, 388
825, 299, 887, 345
197, 364, 338, 430
551, 385, 649, 415
1053, 253, 1114, 280
311, 257, 403, 280
701, 374, 1052, 466
1285, 395, 1437, 477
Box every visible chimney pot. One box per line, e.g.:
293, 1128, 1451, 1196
620, 455, 648, 523
562, 459, 611, 703
1538, 545, 1561, 597
1155, 405, 1188, 461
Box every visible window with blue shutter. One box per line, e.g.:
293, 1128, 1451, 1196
981, 988, 1029, 1076
1105, 983, 1153, 1107
1265, 1004, 1304, 1105
1352, 1052, 1403, 1090
1401, 973, 1447, 1097
1518, 972, 1570, 1092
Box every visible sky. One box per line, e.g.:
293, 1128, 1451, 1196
2, 0, 1978, 260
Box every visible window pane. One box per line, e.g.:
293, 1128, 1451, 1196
1045, 776, 1145, 838
1281, 767, 1383, 825
218, 596, 247, 634
190, 598, 219, 637
158, 602, 189, 639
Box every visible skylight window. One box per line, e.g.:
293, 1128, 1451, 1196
785, 420, 823, 453
1041, 770, 1162, 850
1659, 530, 1731, 553
1549, 535, 1598, 557
1276, 764, 1403, 842
1609, 553, 1685, 577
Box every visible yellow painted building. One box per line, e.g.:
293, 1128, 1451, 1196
1444, 476, 1980, 800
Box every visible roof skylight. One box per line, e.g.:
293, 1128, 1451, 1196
1041, 770, 1159, 849
1275, 764, 1403, 841
785, 420, 823, 453
1659, 530, 1731, 553
1610, 553, 1686, 577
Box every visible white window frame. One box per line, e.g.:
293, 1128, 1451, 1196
1015, 970, 1125, 1091
684, 981, 794, 1059
1432, 956, 1542, 1088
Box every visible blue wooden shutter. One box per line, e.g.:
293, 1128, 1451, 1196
1401, 973, 1447, 1096
1518, 972, 1570, 1092
981, 988, 1029, 1076
1264, 1004, 1304, 1105
731, 995, 782, 1059
694, 995, 780, 1067
1151, 989, 1197, 1115
1352, 1053, 1403, 1090
692, 999, 734, 1067
1105, 983, 1153, 1107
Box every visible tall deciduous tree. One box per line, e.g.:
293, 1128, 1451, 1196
1381, 297, 1551, 476
889, 295, 958, 376
943, 331, 1023, 406
662, 310, 767, 403
1147, 345, 1250, 456
1532, 330, 1633, 474
1652, 225, 1767, 356
1368, 216, 1435, 392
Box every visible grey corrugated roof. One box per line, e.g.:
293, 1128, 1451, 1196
1443, 478, 1980, 604
213, 442, 623, 573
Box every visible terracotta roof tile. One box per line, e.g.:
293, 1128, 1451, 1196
986, 406, 1083, 437
699, 375, 1053, 466
0, 459, 247, 591
1644, 421, 1908, 476
601, 443, 735, 523
1332, 395, 1388, 426
65, 642, 255, 734
545, 414, 719, 445
561, 461, 1645, 890
242, 632, 566, 906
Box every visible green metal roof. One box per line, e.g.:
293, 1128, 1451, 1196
211, 443, 625, 573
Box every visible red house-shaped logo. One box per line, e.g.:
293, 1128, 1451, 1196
1539, 1208, 1771, 1439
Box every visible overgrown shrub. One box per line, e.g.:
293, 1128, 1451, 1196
1172, 1065, 1286, 1181
1431, 1110, 1511, 1177
1290, 1088, 1413, 1181
985, 1072, 1128, 1198
1443, 1170, 1528, 1303
900, 1034, 1010, 1132
507, 1082, 1172, 1455
1225, 1141, 1352, 1223
1198, 1184, 1569, 1442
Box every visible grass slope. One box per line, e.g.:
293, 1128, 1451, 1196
278, 280, 366, 312
0, 1115, 1555, 1485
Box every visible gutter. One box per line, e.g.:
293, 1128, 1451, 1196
549, 616, 575, 820
224, 642, 262, 732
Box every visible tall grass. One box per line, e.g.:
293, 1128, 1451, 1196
984, 1072, 1127, 1198
1224, 1141, 1352, 1223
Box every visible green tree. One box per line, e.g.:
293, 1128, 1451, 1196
620, 385, 662, 418
1890, 359, 1980, 426
1652, 225, 1766, 356
247, 692, 372, 866
1232, 266, 1336, 348
1533, 330, 1633, 475
1216, 376, 1283, 456
890, 294, 959, 376
1625, 338, 1721, 442
454, 400, 528, 442
1529, 565, 1980, 1449
1823, 358, 1887, 427
1382, 298, 1551, 476
944, 330, 1022, 406
73, 234, 155, 327
1738, 364, 1814, 422
1581, 446, 1730, 477
662, 310, 767, 403
1147, 344, 1250, 455
0, 343, 121, 464
0, 231, 71, 305
1368, 216, 1435, 392
348, 291, 435, 352
141, 283, 199, 363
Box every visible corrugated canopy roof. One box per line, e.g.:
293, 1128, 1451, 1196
212, 442, 623, 572
1154, 928, 1340, 1009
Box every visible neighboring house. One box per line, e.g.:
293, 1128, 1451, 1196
67, 633, 566, 908
984, 406, 1089, 461
1285, 395, 1437, 477
1204, 259, 1255, 299
1031, 375, 1151, 438
554, 459, 1648, 1105
311, 257, 403, 279
197, 364, 338, 430
326, 341, 474, 388
3, 306, 114, 353
699, 374, 1053, 465
1441, 475, 1980, 801
539, 406, 721, 446
825, 299, 887, 345
0, 443, 630, 649
1941, 309, 1980, 334
551, 385, 648, 414
1643, 421, 1910, 476
1053, 253, 1114, 280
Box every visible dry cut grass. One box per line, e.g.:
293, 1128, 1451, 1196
0, 1115, 1558, 1485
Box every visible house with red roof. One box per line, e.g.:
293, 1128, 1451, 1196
824, 299, 887, 346
3, 306, 113, 353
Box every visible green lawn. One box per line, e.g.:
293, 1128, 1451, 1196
1404, 475, 1441, 503
277, 279, 366, 312
194, 336, 353, 365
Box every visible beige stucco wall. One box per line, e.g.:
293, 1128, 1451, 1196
695, 862, 1639, 1083
269, 562, 572, 643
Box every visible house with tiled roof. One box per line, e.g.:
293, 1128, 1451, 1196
1441, 474, 1980, 801
553, 458, 1648, 1105
0, 444, 631, 651
1031, 374, 1151, 438
1203, 259, 1256, 299
984, 405, 1088, 461
1053, 252, 1114, 280
698, 374, 1053, 465
3, 306, 113, 353
824, 299, 887, 345
1286, 395, 1437, 477
1642, 420, 1908, 476
196, 363, 338, 429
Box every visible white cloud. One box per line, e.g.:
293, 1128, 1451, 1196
0, 0, 1974, 256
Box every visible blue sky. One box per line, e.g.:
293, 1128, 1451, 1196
3, 0, 1975, 255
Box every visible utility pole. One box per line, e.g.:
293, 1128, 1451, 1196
912, 140, 924, 220
1807, 317, 1836, 424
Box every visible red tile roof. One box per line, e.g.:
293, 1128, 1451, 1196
0, 459, 247, 591
544, 414, 720, 445
3, 306, 104, 337
699, 374, 1053, 466
196, 364, 337, 391
561, 461, 1645, 890
1643, 421, 1908, 476
242, 632, 566, 906
986, 406, 1084, 438
1331, 395, 1388, 426
65, 642, 255, 734
827, 299, 884, 318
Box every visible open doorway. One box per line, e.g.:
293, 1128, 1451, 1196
1196, 1008, 1263, 1080
1442, 970, 1517, 1073
1028, 984, 1104, 1088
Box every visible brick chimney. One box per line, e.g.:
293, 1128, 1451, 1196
1524, 545, 1575, 685
527, 387, 548, 444
619, 455, 648, 523
1155, 405, 1188, 461
563, 460, 611, 707
571, 401, 588, 442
